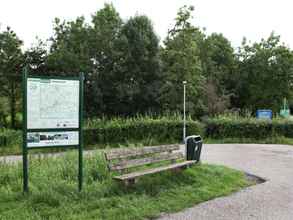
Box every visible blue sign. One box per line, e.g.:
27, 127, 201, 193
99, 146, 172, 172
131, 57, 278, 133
256, 110, 272, 119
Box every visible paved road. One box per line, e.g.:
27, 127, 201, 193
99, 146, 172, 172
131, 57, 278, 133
159, 144, 293, 220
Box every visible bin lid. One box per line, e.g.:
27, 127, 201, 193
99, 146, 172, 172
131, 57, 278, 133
185, 135, 202, 143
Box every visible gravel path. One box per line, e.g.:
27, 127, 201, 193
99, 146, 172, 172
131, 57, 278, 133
159, 144, 293, 220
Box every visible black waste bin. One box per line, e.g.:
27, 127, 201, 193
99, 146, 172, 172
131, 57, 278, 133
185, 135, 202, 161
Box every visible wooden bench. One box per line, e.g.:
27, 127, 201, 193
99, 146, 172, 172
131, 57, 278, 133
104, 144, 197, 186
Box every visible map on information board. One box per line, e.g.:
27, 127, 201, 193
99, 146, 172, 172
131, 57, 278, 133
27, 78, 79, 129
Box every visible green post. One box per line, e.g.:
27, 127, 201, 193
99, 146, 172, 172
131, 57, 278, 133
78, 73, 84, 191
22, 67, 28, 193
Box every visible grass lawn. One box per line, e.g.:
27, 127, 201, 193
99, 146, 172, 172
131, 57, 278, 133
0, 152, 251, 220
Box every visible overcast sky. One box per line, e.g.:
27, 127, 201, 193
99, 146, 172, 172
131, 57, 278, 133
0, 0, 292, 49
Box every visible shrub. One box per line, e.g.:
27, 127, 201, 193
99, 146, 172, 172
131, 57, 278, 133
84, 116, 203, 145
0, 129, 21, 147
205, 116, 293, 139
272, 119, 293, 137
0, 116, 204, 149
206, 117, 272, 139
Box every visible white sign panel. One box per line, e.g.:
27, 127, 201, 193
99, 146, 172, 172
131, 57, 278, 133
27, 78, 79, 129
27, 131, 79, 147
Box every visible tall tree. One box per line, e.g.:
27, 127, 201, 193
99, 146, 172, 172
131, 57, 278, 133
200, 33, 236, 115
200, 33, 235, 91
0, 27, 23, 128
47, 16, 94, 117
235, 33, 293, 112
48, 16, 92, 74
113, 15, 162, 115
160, 5, 204, 117
88, 3, 123, 116
46, 4, 124, 117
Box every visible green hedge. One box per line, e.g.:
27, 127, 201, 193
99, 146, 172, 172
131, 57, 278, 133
5, 116, 293, 147
84, 118, 203, 145
0, 129, 21, 147
5, 116, 293, 148
0, 118, 203, 148
272, 120, 293, 137
205, 117, 293, 139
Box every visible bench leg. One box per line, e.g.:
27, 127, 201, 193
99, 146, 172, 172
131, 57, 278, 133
172, 167, 183, 173
172, 165, 189, 173
182, 165, 188, 170
124, 178, 137, 187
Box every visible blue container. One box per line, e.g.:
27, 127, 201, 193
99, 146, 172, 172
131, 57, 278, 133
256, 109, 272, 119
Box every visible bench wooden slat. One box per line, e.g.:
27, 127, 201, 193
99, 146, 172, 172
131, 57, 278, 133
109, 152, 184, 171
113, 160, 197, 181
105, 144, 180, 160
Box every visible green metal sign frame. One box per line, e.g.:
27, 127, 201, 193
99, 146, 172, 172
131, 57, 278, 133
22, 68, 84, 192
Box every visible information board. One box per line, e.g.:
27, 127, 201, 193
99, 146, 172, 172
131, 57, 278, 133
22, 70, 84, 192
27, 78, 79, 129
256, 109, 272, 120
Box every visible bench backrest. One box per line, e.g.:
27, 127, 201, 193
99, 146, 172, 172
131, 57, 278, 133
104, 144, 184, 172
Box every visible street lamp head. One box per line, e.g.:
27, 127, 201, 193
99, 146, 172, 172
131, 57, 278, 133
182, 81, 187, 84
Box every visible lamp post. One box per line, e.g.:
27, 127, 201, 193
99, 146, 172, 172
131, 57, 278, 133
183, 81, 187, 143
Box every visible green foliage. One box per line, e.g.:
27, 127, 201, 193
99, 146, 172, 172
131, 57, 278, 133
200, 33, 236, 86
206, 117, 272, 139
48, 16, 92, 74
235, 33, 293, 112
2, 4, 293, 127
272, 119, 293, 137
0, 129, 21, 147
0, 152, 249, 220
0, 115, 203, 156
43, 5, 121, 116
206, 115, 293, 139
0, 97, 9, 127
0, 27, 24, 129
160, 5, 205, 117
84, 115, 203, 146
41, 4, 162, 117
111, 15, 162, 115
200, 33, 236, 115
24, 39, 48, 74
86, 3, 123, 116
